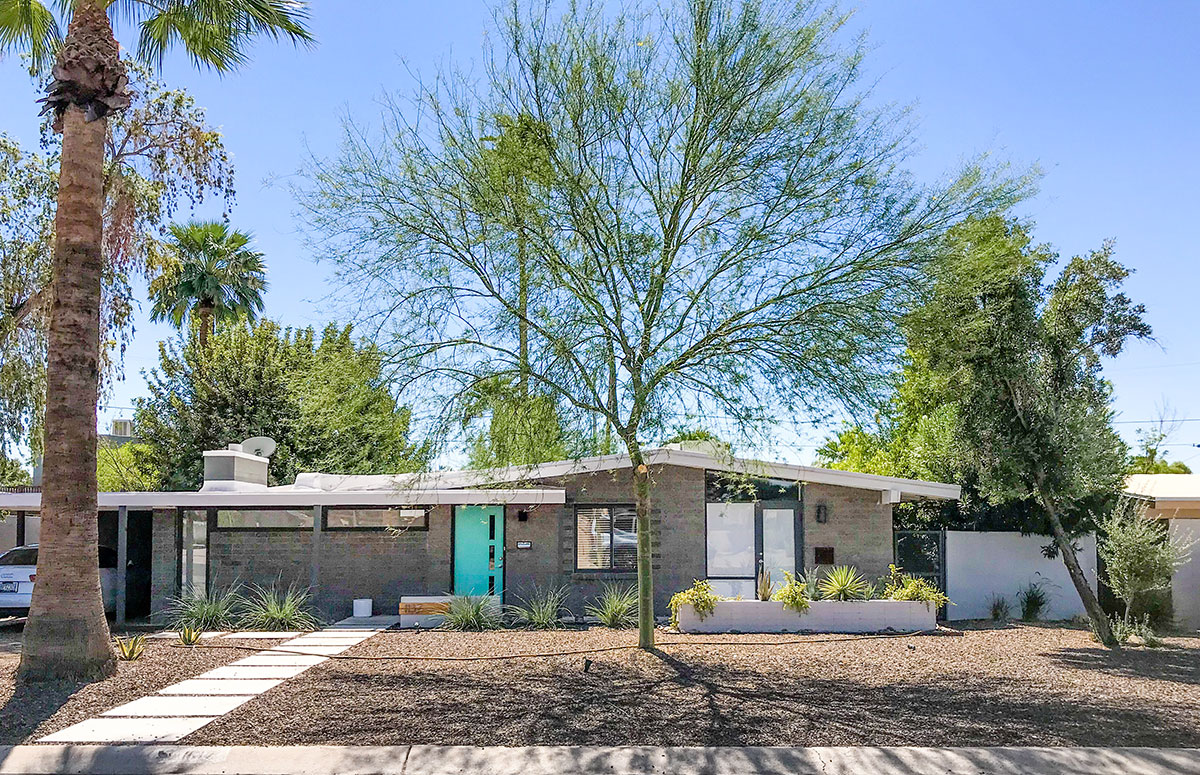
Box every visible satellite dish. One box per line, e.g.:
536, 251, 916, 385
242, 436, 277, 458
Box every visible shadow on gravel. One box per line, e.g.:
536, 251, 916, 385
0, 677, 78, 745
1047, 644, 1200, 686
185, 648, 1200, 748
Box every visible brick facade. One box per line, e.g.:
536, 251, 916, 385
145, 465, 896, 619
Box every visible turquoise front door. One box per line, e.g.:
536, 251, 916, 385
453, 505, 504, 597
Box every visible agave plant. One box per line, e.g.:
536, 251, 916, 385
178, 625, 202, 647
114, 634, 146, 661
818, 565, 872, 601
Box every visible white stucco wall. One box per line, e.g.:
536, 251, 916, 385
0, 514, 39, 553
1169, 519, 1200, 632
945, 531, 1097, 621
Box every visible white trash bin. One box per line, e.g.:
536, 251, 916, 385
353, 598, 373, 618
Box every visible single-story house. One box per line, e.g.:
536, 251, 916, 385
0, 440, 960, 622
1124, 474, 1200, 630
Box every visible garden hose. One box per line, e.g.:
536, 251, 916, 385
171, 628, 953, 662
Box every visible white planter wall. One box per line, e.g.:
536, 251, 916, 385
676, 599, 936, 634
944, 531, 1097, 621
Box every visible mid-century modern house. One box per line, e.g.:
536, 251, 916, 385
0, 440, 961, 622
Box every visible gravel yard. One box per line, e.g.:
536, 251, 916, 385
181, 623, 1200, 748
0, 639, 275, 744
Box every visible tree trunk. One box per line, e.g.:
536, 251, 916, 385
626, 443, 655, 649
19, 106, 115, 680
1034, 475, 1118, 649
197, 302, 214, 351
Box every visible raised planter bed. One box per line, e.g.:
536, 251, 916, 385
676, 599, 937, 634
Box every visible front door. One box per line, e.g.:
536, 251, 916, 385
453, 505, 504, 597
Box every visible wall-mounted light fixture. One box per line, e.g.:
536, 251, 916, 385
815, 504, 829, 524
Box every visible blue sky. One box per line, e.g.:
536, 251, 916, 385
1, 1, 1198, 467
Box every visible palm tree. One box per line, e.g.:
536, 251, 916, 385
150, 221, 268, 349
1, 1, 312, 681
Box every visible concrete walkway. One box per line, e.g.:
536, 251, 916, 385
0, 745, 1196, 775
38, 617, 396, 744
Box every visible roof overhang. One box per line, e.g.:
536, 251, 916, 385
0, 488, 566, 511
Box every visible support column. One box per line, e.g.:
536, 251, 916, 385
115, 505, 128, 628
310, 506, 322, 596
16, 511, 25, 547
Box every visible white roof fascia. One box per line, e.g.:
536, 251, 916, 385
0, 488, 566, 511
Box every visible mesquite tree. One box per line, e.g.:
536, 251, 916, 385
300, 0, 1029, 648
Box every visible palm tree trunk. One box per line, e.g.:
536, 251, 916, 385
1033, 474, 1118, 649
197, 302, 214, 350
19, 1, 124, 682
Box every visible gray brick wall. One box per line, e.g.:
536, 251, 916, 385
803, 482, 893, 582
144, 467, 899, 621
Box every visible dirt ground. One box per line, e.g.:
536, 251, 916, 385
0, 639, 270, 744
178, 623, 1200, 748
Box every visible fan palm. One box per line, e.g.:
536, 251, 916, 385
1, 0, 312, 681
150, 221, 267, 349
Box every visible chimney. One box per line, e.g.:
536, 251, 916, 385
200, 443, 269, 492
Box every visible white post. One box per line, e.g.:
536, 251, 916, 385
115, 505, 128, 627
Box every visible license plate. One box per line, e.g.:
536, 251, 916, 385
0, 582, 17, 593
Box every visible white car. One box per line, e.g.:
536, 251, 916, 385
0, 544, 119, 616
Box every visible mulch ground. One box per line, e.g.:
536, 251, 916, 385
0, 639, 276, 744
180, 623, 1200, 747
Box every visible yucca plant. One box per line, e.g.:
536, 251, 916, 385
113, 634, 145, 661
756, 569, 773, 601
585, 583, 638, 629
166, 585, 244, 631
178, 626, 202, 647
507, 585, 570, 629
818, 565, 872, 601
238, 584, 321, 631
441, 595, 503, 631
989, 594, 1011, 622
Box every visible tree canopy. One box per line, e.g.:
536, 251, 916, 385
134, 320, 427, 490
0, 64, 234, 458
298, 0, 1030, 647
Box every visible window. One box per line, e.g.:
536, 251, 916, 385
215, 509, 314, 529
0, 547, 37, 566
575, 505, 637, 570
325, 507, 428, 530
704, 471, 799, 502
814, 546, 835, 565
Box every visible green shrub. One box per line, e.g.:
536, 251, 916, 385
1017, 581, 1048, 621
507, 585, 570, 629
441, 595, 503, 631
880, 565, 950, 607
238, 584, 322, 631
585, 583, 638, 629
989, 594, 1011, 622
1104, 613, 1164, 648
771, 571, 811, 614
818, 565, 872, 601
114, 634, 146, 661
669, 579, 721, 627
166, 585, 243, 631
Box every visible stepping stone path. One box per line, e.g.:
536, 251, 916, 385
39, 617, 396, 744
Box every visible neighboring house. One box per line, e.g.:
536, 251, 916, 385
1124, 474, 1200, 630
0, 440, 959, 621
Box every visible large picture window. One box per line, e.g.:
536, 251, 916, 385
575, 505, 637, 570
214, 509, 314, 530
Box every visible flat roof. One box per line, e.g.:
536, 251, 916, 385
0, 488, 566, 511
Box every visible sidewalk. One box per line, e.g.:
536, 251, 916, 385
0, 745, 1196, 775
